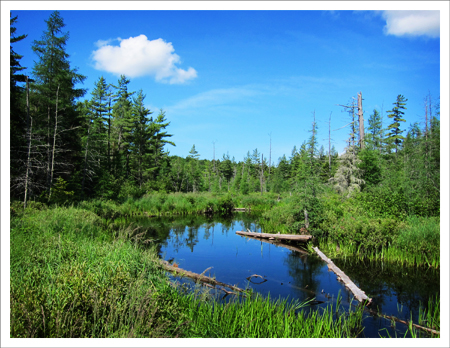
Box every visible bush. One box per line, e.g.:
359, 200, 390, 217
326, 215, 404, 251
261, 194, 324, 235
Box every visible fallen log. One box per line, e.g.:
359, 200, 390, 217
313, 246, 372, 305
236, 230, 312, 242
237, 233, 309, 255
364, 307, 440, 336
233, 208, 250, 212
160, 260, 246, 295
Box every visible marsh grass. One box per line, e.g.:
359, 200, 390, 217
11, 205, 366, 338
179, 291, 365, 338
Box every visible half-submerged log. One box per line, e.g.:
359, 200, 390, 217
313, 246, 372, 305
236, 231, 312, 242
160, 260, 246, 295
237, 232, 309, 255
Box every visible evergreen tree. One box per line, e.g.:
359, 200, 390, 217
30, 10, 86, 199
130, 90, 153, 188
386, 95, 407, 154
10, 14, 29, 199
149, 109, 176, 180
366, 109, 384, 151
220, 153, 233, 190
111, 75, 134, 178
187, 144, 200, 159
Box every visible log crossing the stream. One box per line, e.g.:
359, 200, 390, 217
235, 230, 312, 242
313, 246, 372, 305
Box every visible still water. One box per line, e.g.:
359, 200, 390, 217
128, 213, 440, 338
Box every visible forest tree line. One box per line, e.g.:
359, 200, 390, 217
10, 11, 440, 218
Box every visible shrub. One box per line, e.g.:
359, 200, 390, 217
326, 215, 404, 251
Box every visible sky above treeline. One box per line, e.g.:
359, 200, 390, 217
4, 2, 448, 164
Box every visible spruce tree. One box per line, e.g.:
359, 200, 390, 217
10, 14, 29, 199
148, 109, 175, 180
366, 109, 384, 151
386, 94, 407, 154
111, 75, 134, 178
129, 90, 153, 188
30, 10, 86, 199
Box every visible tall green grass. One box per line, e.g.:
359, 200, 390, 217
77, 192, 238, 219
315, 215, 440, 268
180, 292, 365, 338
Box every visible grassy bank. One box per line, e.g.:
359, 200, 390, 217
56, 192, 278, 220
10, 205, 367, 338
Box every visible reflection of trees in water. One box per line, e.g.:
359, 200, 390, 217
283, 251, 324, 297
124, 212, 266, 256
334, 258, 440, 318
185, 226, 200, 252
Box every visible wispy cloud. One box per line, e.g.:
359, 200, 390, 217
91, 34, 197, 83
166, 85, 267, 116
381, 10, 440, 38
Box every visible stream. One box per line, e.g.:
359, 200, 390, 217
125, 213, 440, 338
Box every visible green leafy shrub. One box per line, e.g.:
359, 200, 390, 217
326, 215, 404, 250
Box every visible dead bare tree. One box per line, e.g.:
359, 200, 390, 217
358, 91, 364, 149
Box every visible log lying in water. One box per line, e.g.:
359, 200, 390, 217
233, 208, 250, 212
236, 231, 312, 242
160, 260, 246, 295
313, 246, 372, 305
237, 232, 309, 255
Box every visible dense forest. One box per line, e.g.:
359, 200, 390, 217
10, 12, 440, 215
9, 11, 441, 339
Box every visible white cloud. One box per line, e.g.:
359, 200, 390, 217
92, 34, 197, 83
381, 10, 440, 38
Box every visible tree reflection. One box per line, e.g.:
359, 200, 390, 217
333, 258, 440, 320
283, 250, 324, 297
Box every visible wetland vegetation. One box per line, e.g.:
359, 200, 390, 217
9, 11, 440, 338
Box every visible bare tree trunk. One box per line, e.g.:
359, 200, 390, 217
328, 112, 332, 173
81, 119, 91, 196
260, 154, 264, 195
268, 132, 272, 176
108, 97, 112, 170
358, 92, 364, 149
48, 85, 60, 201
212, 140, 216, 172
24, 76, 32, 209
304, 209, 309, 229
47, 106, 51, 191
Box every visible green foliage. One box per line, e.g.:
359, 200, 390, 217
50, 177, 74, 205
357, 148, 382, 189
354, 186, 407, 219
393, 216, 440, 258
326, 215, 403, 251
262, 193, 324, 235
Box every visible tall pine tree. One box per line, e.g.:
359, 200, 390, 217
30, 11, 86, 200
386, 94, 407, 154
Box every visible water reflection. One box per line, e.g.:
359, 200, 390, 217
122, 213, 439, 338
333, 258, 439, 323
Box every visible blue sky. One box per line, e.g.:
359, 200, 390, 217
4, 3, 448, 164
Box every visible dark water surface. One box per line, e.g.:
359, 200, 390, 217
127, 213, 440, 338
